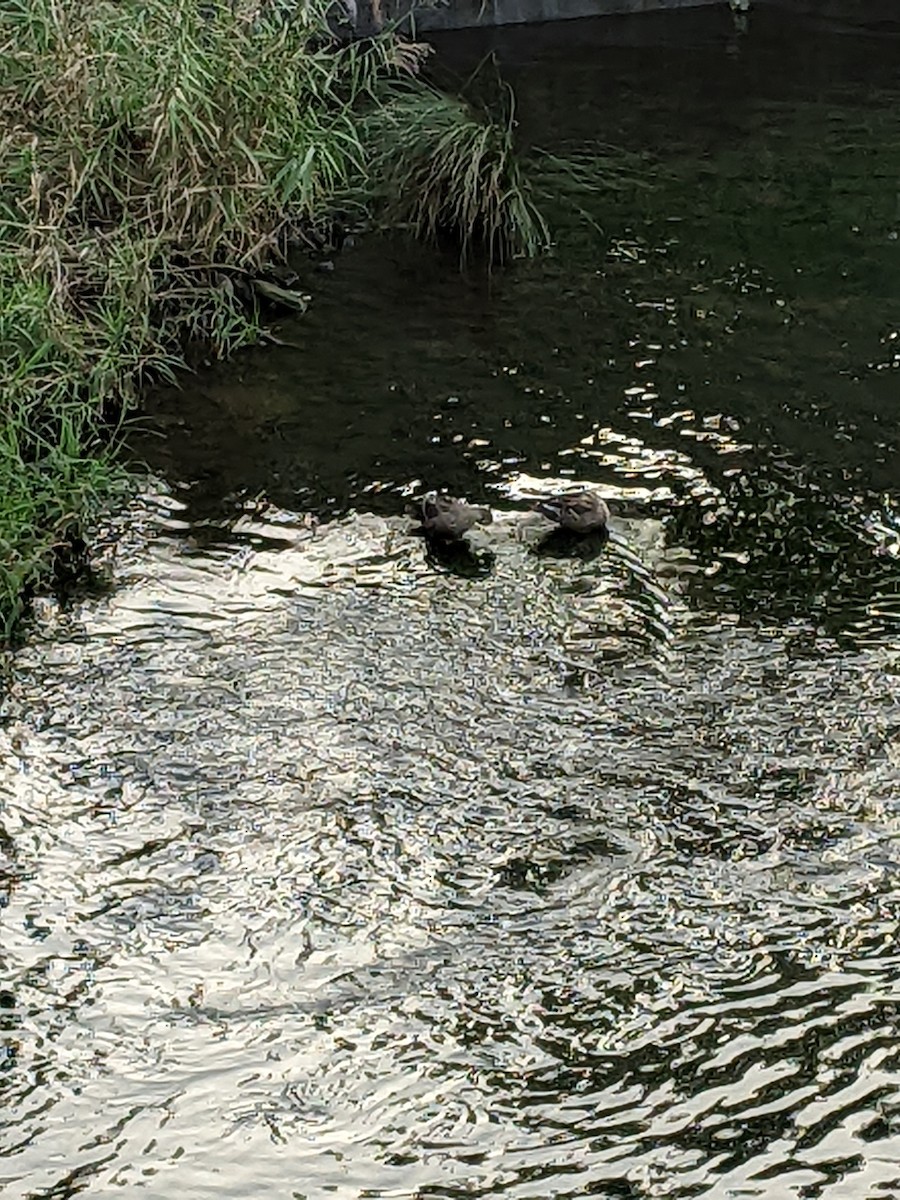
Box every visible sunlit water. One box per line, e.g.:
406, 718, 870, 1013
4, 8, 900, 1199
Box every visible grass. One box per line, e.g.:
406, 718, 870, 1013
0, 0, 401, 639
0, 251, 129, 640
0, 402, 126, 641
365, 82, 550, 263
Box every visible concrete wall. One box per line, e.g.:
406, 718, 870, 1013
387, 0, 718, 33
762, 0, 900, 26
369, 0, 900, 34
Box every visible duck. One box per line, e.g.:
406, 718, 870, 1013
533, 490, 610, 534
413, 493, 493, 540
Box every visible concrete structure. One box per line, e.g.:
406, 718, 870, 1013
764, 0, 899, 24
368, 0, 900, 33
390, 0, 717, 34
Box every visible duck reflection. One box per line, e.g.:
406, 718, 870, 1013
533, 525, 610, 563
421, 533, 495, 578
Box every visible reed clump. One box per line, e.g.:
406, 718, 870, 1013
364, 82, 550, 263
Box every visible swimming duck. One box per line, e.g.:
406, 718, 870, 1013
534, 490, 610, 534
413, 493, 493, 539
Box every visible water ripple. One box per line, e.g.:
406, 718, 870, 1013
2, 488, 900, 1199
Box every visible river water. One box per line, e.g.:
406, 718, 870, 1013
4, 8, 900, 1199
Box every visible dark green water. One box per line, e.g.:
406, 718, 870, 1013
3, 8, 900, 1199
136, 7, 900, 632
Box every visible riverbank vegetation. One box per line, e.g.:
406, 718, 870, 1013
0, 0, 621, 639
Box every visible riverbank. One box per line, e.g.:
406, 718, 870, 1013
1, 0, 566, 640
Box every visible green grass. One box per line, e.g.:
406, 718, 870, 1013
0, 253, 128, 639
0, 0, 404, 639
365, 82, 550, 263
0, 403, 126, 641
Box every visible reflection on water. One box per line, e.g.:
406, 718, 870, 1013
3, 493, 900, 1199
5, 7, 900, 1199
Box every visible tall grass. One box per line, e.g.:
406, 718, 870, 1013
0, 0, 394, 638
1, 0, 388, 379
366, 83, 550, 262
0, 252, 128, 639
0, 399, 126, 642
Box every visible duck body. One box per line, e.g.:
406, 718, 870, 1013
414, 493, 493, 540
534, 491, 610, 534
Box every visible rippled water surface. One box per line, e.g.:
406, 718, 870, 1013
4, 8, 900, 1199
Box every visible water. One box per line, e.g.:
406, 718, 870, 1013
4, 8, 900, 1199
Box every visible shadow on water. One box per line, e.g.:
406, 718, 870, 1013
420, 533, 497, 578
533, 526, 610, 562
4, 7, 900, 1200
